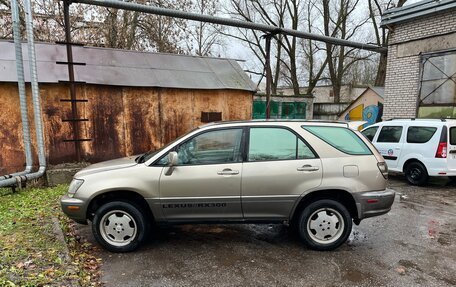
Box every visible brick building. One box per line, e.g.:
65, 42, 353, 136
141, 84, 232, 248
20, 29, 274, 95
381, 0, 456, 119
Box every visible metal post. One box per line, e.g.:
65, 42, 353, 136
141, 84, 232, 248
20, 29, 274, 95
63, 0, 81, 161
264, 35, 272, 119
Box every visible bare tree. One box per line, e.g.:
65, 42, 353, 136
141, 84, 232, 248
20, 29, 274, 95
0, 0, 190, 54
102, 8, 141, 50
0, 0, 101, 44
300, 0, 328, 95
184, 0, 224, 56
139, 0, 191, 53
368, 0, 407, 86
226, 0, 284, 92
322, 0, 371, 102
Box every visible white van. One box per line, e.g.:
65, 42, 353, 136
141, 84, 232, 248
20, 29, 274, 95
361, 119, 456, 185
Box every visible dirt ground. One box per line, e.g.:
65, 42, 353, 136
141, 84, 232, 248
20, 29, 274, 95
77, 175, 456, 287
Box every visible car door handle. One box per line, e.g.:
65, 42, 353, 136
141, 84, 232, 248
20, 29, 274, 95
217, 168, 239, 175
297, 165, 319, 172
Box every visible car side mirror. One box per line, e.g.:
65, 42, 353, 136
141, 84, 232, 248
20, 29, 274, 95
165, 151, 178, 176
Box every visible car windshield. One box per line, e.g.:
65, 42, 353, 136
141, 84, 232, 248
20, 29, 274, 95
136, 127, 200, 163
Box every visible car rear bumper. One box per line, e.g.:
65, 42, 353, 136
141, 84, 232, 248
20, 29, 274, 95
354, 189, 395, 220
60, 195, 88, 224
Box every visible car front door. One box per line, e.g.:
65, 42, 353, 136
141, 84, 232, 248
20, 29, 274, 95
374, 125, 404, 169
158, 128, 244, 221
241, 127, 323, 220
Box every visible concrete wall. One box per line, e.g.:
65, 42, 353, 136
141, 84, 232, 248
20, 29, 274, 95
0, 83, 253, 174
383, 9, 456, 119
313, 103, 350, 120
275, 85, 366, 103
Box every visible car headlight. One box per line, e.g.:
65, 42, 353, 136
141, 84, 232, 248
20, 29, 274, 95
68, 179, 84, 197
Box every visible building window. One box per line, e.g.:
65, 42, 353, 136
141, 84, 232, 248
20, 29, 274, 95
418, 51, 456, 118
201, 112, 222, 123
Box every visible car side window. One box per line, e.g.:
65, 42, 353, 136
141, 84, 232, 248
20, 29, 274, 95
248, 127, 316, 161
174, 128, 243, 165
407, 126, 437, 143
377, 126, 403, 143
361, 126, 379, 141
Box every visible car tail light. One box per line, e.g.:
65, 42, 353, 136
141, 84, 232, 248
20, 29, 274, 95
436, 126, 448, 158
436, 142, 447, 158
377, 162, 388, 179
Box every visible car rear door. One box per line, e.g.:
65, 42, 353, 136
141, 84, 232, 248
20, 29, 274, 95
374, 125, 404, 169
241, 127, 322, 220
447, 124, 456, 171
158, 128, 244, 221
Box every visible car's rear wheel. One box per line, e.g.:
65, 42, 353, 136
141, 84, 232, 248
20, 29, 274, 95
298, 199, 352, 251
405, 161, 428, 186
92, 201, 148, 252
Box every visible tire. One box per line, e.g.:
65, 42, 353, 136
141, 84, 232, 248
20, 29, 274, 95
298, 199, 352, 251
405, 161, 428, 186
92, 201, 148, 252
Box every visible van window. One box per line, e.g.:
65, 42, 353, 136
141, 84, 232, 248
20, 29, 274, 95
302, 126, 372, 155
450, 127, 456, 145
377, 126, 403, 143
361, 126, 379, 141
407, 126, 437, 144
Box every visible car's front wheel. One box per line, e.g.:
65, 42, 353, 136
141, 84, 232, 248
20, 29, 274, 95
92, 201, 148, 252
298, 199, 352, 251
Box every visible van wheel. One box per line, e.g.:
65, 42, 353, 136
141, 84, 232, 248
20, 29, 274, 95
92, 201, 148, 252
298, 199, 352, 251
405, 161, 428, 186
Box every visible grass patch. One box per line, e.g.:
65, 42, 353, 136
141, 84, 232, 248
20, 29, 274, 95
0, 186, 102, 286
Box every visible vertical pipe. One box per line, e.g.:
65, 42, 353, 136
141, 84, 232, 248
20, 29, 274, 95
265, 35, 272, 119
0, 0, 46, 187
23, 0, 46, 176
63, 0, 82, 161
0, 0, 33, 181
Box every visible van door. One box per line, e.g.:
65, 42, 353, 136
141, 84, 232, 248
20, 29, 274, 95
374, 125, 404, 169
447, 125, 456, 171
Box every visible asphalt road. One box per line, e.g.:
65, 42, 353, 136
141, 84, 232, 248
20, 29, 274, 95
77, 175, 456, 287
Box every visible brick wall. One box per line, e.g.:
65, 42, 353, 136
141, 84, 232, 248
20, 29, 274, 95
389, 10, 456, 44
383, 9, 456, 120
383, 46, 420, 119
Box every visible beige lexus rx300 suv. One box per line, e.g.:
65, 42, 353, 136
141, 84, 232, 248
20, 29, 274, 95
61, 120, 394, 252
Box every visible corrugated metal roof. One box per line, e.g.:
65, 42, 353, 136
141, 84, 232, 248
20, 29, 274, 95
0, 41, 257, 92
381, 0, 456, 27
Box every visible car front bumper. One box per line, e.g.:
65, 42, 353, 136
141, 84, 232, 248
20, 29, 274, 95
354, 188, 395, 220
60, 194, 88, 224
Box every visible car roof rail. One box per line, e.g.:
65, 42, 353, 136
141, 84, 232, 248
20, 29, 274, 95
386, 118, 454, 122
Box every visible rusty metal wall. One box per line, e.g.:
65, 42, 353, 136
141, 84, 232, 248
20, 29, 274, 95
0, 83, 253, 174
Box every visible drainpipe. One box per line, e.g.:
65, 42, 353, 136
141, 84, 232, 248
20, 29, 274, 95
0, 0, 46, 187
22, 0, 46, 180
0, 0, 33, 181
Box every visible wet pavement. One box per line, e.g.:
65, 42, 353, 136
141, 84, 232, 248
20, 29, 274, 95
77, 175, 456, 286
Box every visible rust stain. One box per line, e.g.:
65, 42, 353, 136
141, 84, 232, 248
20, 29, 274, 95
0, 83, 253, 174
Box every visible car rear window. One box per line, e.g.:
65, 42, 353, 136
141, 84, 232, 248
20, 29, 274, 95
450, 127, 456, 145
407, 126, 437, 143
302, 126, 372, 155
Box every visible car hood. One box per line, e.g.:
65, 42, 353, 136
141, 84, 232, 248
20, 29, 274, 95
75, 156, 138, 177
